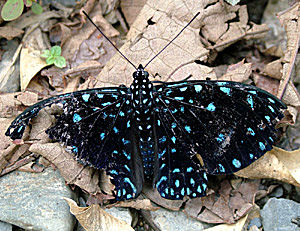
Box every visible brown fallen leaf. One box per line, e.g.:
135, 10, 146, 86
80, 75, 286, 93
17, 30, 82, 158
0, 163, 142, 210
277, 2, 300, 100
64, 198, 134, 231
142, 184, 183, 211
0, 26, 24, 40
183, 180, 258, 224
113, 198, 160, 211
16, 92, 39, 106
235, 147, 300, 187
29, 143, 102, 195
219, 60, 252, 82
203, 214, 248, 231
20, 48, 50, 91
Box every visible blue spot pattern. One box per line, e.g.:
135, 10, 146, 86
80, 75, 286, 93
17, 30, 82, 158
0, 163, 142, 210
5, 65, 286, 201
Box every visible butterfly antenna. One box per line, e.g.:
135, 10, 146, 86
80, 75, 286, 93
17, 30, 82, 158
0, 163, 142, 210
144, 12, 201, 69
83, 11, 137, 70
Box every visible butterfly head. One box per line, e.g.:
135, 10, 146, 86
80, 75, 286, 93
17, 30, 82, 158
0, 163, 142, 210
133, 64, 149, 80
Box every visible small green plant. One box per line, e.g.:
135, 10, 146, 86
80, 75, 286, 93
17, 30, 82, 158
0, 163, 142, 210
1, 0, 43, 21
41, 46, 67, 68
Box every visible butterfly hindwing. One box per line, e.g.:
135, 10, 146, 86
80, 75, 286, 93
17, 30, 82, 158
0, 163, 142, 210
153, 80, 286, 176
154, 111, 208, 199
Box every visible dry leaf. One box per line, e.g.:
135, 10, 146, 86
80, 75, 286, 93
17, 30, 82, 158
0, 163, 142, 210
16, 92, 39, 106
235, 147, 300, 187
114, 198, 160, 211
64, 198, 134, 231
203, 214, 248, 231
29, 143, 102, 195
277, 3, 300, 99
0, 26, 24, 40
262, 59, 283, 80
183, 180, 258, 224
20, 48, 50, 91
220, 61, 252, 82
143, 185, 183, 211
120, 0, 147, 26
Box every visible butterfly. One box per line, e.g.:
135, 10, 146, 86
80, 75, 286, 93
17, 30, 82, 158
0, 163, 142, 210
5, 12, 287, 201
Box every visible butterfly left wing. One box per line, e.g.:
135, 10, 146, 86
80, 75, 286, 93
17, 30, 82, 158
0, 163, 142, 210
152, 80, 286, 199
6, 88, 143, 201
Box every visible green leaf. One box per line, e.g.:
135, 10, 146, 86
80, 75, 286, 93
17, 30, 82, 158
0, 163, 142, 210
41, 49, 51, 58
1, 0, 24, 21
31, 2, 43, 15
46, 56, 55, 65
54, 56, 66, 68
24, 0, 32, 7
50, 46, 61, 57
225, 0, 240, 6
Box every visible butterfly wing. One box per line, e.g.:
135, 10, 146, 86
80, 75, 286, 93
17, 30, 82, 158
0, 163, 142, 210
6, 87, 143, 201
154, 112, 208, 199
153, 80, 286, 198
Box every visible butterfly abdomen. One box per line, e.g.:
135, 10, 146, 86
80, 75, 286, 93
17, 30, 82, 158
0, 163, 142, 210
130, 65, 156, 178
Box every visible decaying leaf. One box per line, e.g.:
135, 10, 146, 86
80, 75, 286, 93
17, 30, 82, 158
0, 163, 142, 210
0, 26, 24, 40
113, 198, 160, 211
235, 147, 300, 187
203, 214, 248, 231
64, 198, 134, 231
20, 48, 50, 91
183, 180, 258, 224
277, 3, 300, 99
16, 92, 39, 106
29, 143, 102, 195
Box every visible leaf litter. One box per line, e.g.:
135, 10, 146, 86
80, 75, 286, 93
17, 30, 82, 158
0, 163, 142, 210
0, 0, 299, 230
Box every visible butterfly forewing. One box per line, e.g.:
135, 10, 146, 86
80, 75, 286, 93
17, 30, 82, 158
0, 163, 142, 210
6, 88, 143, 201
153, 80, 286, 178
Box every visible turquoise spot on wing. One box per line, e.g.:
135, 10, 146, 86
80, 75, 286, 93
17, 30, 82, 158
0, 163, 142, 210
124, 177, 136, 193
185, 125, 191, 133
190, 178, 195, 186
247, 95, 254, 108
206, 102, 216, 111
268, 98, 275, 104
82, 93, 90, 102
175, 180, 180, 187
268, 105, 275, 113
216, 133, 225, 142
156, 176, 167, 188
174, 96, 184, 101
220, 87, 231, 96
218, 163, 225, 172
102, 102, 111, 107
194, 85, 202, 92
187, 167, 193, 172
180, 87, 187, 92
259, 142, 265, 150
172, 168, 180, 173
73, 113, 82, 122
265, 115, 271, 122
232, 159, 241, 168
100, 133, 105, 140
247, 127, 255, 136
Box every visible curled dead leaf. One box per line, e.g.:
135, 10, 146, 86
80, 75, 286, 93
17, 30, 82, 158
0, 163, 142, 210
20, 48, 50, 91
64, 198, 134, 231
235, 147, 300, 187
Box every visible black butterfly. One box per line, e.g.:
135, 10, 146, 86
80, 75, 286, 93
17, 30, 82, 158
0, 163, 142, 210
5, 12, 287, 201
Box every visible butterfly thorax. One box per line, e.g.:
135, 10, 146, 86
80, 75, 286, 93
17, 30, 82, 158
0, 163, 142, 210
130, 65, 155, 178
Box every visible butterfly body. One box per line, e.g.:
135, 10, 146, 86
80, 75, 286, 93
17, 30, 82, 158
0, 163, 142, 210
5, 64, 286, 201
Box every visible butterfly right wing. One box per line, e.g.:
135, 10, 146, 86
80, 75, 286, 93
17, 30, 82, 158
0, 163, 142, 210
6, 88, 143, 201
